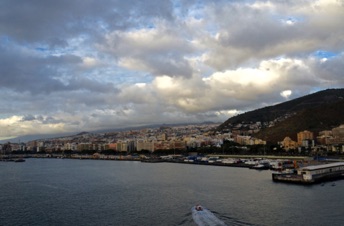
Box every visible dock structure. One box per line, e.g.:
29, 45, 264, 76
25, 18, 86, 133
272, 162, 344, 184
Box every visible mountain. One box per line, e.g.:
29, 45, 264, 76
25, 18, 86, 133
0, 132, 76, 143
218, 88, 344, 143
0, 122, 219, 143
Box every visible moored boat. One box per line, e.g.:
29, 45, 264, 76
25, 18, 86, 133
250, 163, 270, 170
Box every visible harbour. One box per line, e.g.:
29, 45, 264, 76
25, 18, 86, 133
1, 158, 343, 226
2, 153, 344, 185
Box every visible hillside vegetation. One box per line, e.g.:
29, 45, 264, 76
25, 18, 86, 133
218, 89, 344, 143
255, 99, 344, 143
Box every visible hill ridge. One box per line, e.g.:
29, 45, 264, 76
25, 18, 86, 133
218, 88, 344, 143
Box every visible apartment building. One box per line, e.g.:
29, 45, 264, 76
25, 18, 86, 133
297, 130, 314, 145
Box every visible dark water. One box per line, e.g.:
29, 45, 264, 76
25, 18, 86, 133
0, 159, 343, 226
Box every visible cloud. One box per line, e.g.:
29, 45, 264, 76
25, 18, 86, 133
0, 0, 174, 46
280, 90, 292, 99
200, 0, 344, 69
311, 53, 344, 87
101, 23, 195, 78
1, 0, 344, 140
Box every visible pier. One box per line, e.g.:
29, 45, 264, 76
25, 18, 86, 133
272, 162, 344, 184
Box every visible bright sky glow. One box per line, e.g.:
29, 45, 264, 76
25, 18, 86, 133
280, 90, 293, 99
0, 0, 344, 140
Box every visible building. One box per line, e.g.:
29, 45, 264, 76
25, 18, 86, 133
116, 141, 128, 152
108, 143, 117, 151
280, 137, 298, 151
318, 125, 344, 145
297, 130, 314, 145
297, 162, 344, 182
127, 140, 136, 152
317, 130, 333, 145
272, 162, 344, 184
136, 140, 154, 152
235, 135, 251, 145
332, 125, 344, 138
77, 143, 92, 151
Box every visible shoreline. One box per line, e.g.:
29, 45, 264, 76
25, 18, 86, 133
2, 153, 344, 185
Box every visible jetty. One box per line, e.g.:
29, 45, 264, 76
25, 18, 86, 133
272, 162, 344, 184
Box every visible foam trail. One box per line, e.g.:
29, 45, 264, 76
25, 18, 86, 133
192, 206, 227, 226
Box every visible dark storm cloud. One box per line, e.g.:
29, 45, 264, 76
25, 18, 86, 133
0, 0, 174, 46
0, 44, 118, 94
21, 115, 36, 121
20, 114, 64, 124
66, 77, 119, 93
0, 45, 68, 94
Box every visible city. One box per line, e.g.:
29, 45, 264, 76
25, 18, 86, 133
1, 122, 344, 158
1, 0, 344, 224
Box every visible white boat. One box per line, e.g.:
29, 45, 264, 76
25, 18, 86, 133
208, 157, 219, 163
250, 163, 270, 170
244, 159, 258, 165
221, 158, 237, 164
192, 205, 227, 226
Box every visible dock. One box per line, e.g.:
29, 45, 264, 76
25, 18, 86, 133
272, 162, 344, 184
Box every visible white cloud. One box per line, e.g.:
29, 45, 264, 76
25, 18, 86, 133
81, 57, 101, 68
101, 23, 195, 77
1, 0, 344, 140
0, 115, 67, 140
280, 90, 292, 99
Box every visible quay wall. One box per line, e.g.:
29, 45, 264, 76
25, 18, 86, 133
272, 171, 344, 184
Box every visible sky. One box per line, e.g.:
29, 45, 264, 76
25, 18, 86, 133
1, 0, 344, 141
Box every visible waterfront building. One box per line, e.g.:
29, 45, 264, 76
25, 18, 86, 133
116, 141, 128, 152
172, 140, 186, 150
153, 141, 168, 150
64, 142, 77, 151
108, 143, 117, 151
297, 130, 314, 145
77, 143, 92, 151
297, 162, 344, 182
185, 138, 201, 149
136, 139, 154, 152
136, 140, 143, 151
127, 140, 136, 152
272, 162, 344, 184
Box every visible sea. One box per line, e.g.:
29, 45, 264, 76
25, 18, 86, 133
0, 158, 343, 226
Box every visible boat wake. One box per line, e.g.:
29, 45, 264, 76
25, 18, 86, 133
192, 206, 227, 226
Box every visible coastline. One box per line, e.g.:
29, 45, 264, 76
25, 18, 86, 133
2, 153, 344, 185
